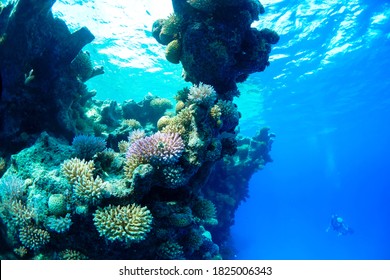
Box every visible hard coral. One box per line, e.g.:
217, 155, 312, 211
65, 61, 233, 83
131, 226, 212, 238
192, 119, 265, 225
93, 204, 153, 243
72, 135, 107, 160
126, 132, 185, 165
19, 225, 50, 250
61, 158, 95, 184
187, 83, 217, 107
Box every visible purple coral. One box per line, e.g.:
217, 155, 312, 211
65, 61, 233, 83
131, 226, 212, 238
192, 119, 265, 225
126, 132, 185, 164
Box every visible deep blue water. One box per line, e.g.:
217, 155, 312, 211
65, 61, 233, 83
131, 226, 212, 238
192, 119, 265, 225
4, 0, 388, 259
232, 1, 390, 258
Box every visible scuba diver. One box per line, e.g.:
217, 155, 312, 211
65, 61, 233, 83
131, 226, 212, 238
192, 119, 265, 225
327, 214, 354, 236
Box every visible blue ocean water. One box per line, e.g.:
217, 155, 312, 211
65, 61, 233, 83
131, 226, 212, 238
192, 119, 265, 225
21, 0, 390, 259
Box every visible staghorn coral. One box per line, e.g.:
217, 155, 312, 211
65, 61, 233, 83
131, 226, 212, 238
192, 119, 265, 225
93, 204, 153, 243
61, 157, 106, 204
19, 225, 50, 251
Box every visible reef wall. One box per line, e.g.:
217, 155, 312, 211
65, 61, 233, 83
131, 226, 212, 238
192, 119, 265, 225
0, 0, 278, 260
0, 0, 103, 154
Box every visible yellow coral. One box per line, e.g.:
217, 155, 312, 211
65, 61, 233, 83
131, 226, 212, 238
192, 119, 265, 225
157, 116, 171, 131
93, 204, 153, 243
122, 119, 142, 129
150, 97, 173, 111
159, 13, 182, 45
118, 140, 130, 154
124, 155, 147, 180
14, 246, 28, 258
59, 249, 87, 260
73, 175, 106, 205
175, 100, 186, 113
61, 158, 106, 205
165, 39, 181, 64
210, 104, 222, 120
61, 158, 94, 184
8, 200, 35, 227
0, 157, 5, 172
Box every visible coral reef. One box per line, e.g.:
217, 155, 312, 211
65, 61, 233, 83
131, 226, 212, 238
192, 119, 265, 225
0, 0, 104, 154
0, 0, 278, 260
153, 0, 279, 95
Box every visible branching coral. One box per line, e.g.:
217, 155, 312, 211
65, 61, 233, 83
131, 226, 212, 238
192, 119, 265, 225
61, 158, 106, 204
7, 200, 35, 227
93, 204, 153, 243
124, 132, 185, 180
59, 249, 87, 260
187, 83, 217, 107
73, 175, 106, 204
192, 198, 217, 225
61, 158, 95, 184
19, 225, 50, 250
157, 241, 185, 260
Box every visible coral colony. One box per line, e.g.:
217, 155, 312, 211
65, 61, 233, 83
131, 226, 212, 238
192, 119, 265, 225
0, 0, 278, 259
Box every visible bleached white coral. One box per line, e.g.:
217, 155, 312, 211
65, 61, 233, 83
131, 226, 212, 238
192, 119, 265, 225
187, 83, 217, 107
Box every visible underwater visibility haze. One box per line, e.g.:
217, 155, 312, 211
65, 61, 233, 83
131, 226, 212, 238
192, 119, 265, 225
0, 0, 389, 260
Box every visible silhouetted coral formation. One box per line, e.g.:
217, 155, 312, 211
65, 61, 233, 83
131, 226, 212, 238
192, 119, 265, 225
153, 0, 279, 95
0, 0, 103, 154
